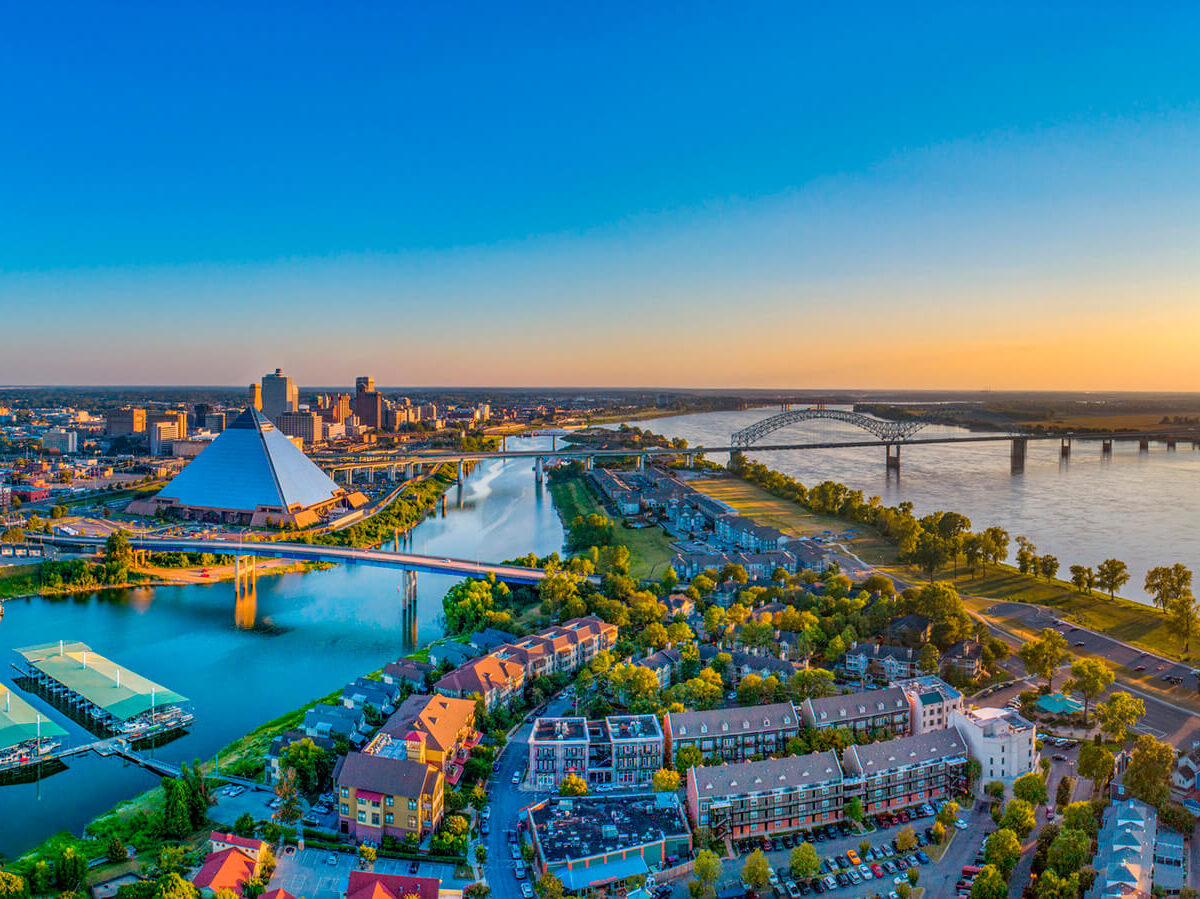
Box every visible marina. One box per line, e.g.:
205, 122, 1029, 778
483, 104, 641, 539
0, 683, 67, 775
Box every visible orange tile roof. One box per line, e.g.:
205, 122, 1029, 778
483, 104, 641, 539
345, 871, 440, 899
193, 847, 256, 896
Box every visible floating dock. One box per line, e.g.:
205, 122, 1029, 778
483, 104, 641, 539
14, 641, 193, 739
0, 683, 68, 773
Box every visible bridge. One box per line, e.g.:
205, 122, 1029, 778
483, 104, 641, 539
32, 533, 586, 586
731, 407, 930, 447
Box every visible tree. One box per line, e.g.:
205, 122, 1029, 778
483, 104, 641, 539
1067, 658, 1115, 725
55, 849, 87, 891
1170, 589, 1200, 655
1124, 734, 1175, 807
918, 643, 939, 674
984, 828, 1022, 878
1060, 801, 1099, 837
156, 874, 199, 899
242, 879, 265, 899
652, 769, 681, 792
1000, 799, 1036, 839
233, 811, 257, 838
1039, 555, 1060, 580
1069, 565, 1094, 595
1095, 558, 1130, 600
358, 845, 377, 867
443, 815, 470, 836
844, 797, 864, 823
274, 767, 303, 827
1144, 563, 1193, 613
1035, 870, 1081, 899
741, 850, 772, 893
161, 778, 192, 839
983, 526, 1010, 566
936, 800, 959, 827
692, 849, 722, 898
906, 867, 919, 888
1012, 772, 1048, 806
475, 845, 487, 864
280, 737, 334, 794
537, 874, 564, 899
0, 872, 28, 899
1096, 691, 1144, 745
790, 843, 821, 879
930, 821, 946, 844
106, 529, 133, 565
1046, 827, 1090, 877
895, 825, 917, 852
559, 774, 589, 796
1018, 629, 1070, 691
105, 836, 129, 863
1078, 742, 1115, 788
969, 865, 1009, 899
675, 745, 703, 772
155, 845, 188, 877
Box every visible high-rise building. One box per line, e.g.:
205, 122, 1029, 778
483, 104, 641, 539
249, 383, 262, 411
106, 407, 146, 437
204, 412, 228, 432
277, 411, 322, 446
148, 410, 188, 441
149, 420, 180, 456
355, 376, 382, 429
261, 369, 298, 423
42, 429, 78, 454
329, 393, 352, 422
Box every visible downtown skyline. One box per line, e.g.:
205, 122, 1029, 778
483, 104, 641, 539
2, 2, 1199, 389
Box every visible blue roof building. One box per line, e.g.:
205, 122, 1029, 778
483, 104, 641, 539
127, 408, 366, 527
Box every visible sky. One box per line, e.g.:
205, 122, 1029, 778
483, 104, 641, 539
2, 2, 1199, 389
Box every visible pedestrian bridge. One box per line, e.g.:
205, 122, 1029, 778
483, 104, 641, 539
35, 533, 576, 585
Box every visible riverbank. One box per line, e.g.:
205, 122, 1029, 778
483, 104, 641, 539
546, 475, 674, 579
696, 470, 1195, 663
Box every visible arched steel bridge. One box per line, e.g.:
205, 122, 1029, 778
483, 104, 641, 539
731, 408, 930, 448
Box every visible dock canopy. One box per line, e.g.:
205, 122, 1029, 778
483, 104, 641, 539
17, 641, 188, 722
0, 684, 67, 751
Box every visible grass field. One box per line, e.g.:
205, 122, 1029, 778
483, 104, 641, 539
548, 477, 676, 580
0, 563, 38, 599
688, 476, 900, 566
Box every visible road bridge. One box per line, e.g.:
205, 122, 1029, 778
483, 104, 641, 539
32, 533, 585, 586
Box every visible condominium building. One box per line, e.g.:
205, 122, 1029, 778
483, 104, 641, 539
686, 750, 845, 838
896, 676, 964, 734
843, 642, 920, 682
951, 707, 1037, 783
665, 702, 802, 764
527, 714, 663, 789
334, 751, 444, 841
841, 729, 969, 815
799, 686, 911, 735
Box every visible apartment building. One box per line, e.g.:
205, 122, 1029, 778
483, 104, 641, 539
896, 676, 964, 734
687, 750, 845, 838
665, 702, 802, 764
843, 643, 920, 682
433, 655, 526, 710
527, 714, 664, 789
950, 707, 1037, 783
799, 687, 912, 735
371, 693, 478, 775
334, 751, 444, 842
841, 729, 969, 815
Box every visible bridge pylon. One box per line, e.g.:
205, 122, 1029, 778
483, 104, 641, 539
885, 444, 901, 474
1010, 437, 1027, 474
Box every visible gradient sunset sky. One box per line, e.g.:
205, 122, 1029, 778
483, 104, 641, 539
3, 2, 1198, 389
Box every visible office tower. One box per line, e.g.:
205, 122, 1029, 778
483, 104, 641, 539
106, 407, 146, 437
204, 412, 228, 432
261, 368, 299, 423
249, 383, 263, 411
277, 410, 321, 446
355, 375, 382, 429
148, 410, 189, 441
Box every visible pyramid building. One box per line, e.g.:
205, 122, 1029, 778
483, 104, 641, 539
128, 408, 367, 528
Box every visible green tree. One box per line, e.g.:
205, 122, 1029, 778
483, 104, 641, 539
1124, 734, 1175, 807
1012, 772, 1048, 806
1060, 801, 1098, 836
1069, 564, 1094, 594
106, 529, 134, 565
1067, 658, 1115, 725
691, 849, 722, 899
559, 774, 589, 796
675, 745, 703, 772
918, 643, 939, 674
54, 849, 87, 891
1144, 563, 1193, 613
983, 829, 1022, 878
536, 873, 564, 899
156, 845, 188, 877
983, 526, 1010, 566
1046, 827, 1090, 877
1001, 799, 1037, 839
1017, 629, 1070, 691
156, 874, 199, 899
936, 800, 959, 827
233, 812, 257, 838
1096, 691, 1145, 745
895, 825, 917, 852
652, 769, 681, 792
105, 836, 129, 863
790, 843, 821, 879
1035, 870, 1081, 899
741, 849, 772, 893
1095, 558, 1130, 600
358, 845, 377, 867
969, 866, 1009, 899
280, 737, 334, 794
1039, 555, 1060, 580
274, 766, 303, 827
160, 778, 192, 839
0, 871, 28, 899
1077, 742, 1115, 788
844, 797, 864, 823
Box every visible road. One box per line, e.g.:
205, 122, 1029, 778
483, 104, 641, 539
33, 533, 589, 586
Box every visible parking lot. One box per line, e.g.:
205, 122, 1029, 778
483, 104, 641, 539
684, 800, 995, 899
270, 848, 471, 899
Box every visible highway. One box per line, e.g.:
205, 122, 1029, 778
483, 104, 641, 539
32, 533, 583, 586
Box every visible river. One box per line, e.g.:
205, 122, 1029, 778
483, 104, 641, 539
0, 436, 563, 858
633, 407, 1200, 602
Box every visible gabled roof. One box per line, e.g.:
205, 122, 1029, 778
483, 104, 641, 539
193, 847, 256, 896
157, 408, 342, 512
346, 871, 440, 899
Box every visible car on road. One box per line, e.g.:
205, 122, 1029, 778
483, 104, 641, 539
512, 772, 521, 785
521, 885, 534, 899
784, 880, 800, 898
492, 761, 501, 772
408, 861, 420, 874
327, 854, 339, 866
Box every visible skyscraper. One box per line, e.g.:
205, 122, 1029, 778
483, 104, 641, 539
249, 383, 262, 411
354, 375, 382, 429
261, 368, 298, 424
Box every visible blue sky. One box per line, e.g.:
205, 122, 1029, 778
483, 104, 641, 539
2, 2, 1199, 387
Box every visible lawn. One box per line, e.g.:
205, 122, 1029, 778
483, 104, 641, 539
689, 476, 900, 566
547, 477, 676, 580
0, 563, 38, 599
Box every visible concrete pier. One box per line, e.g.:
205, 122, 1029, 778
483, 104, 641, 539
1010, 437, 1027, 474
1060, 437, 1071, 459
885, 444, 900, 473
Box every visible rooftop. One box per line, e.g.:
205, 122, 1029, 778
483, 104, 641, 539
532, 717, 589, 742
528, 793, 691, 865
843, 728, 969, 775
689, 750, 844, 799
17, 641, 187, 721
0, 683, 68, 751
668, 701, 799, 738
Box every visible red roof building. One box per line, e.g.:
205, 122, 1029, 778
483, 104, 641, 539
192, 847, 258, 897
345, 872, 440, 899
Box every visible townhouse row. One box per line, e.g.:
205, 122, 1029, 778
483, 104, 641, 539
434, 614, 619, 710
685, 728, 971, 838
526, 713, 665, 789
